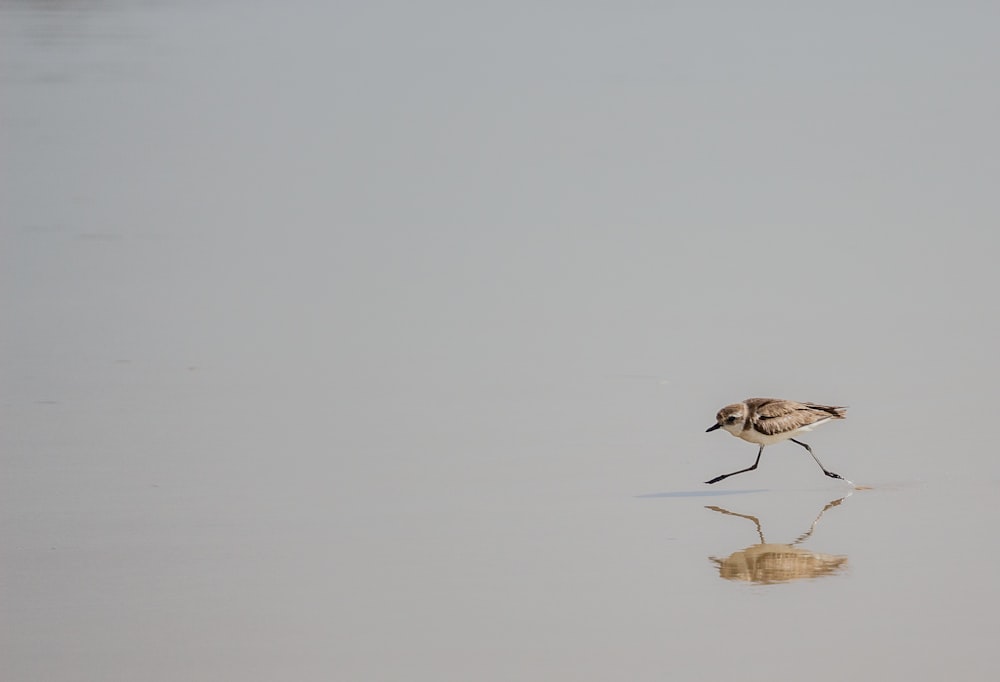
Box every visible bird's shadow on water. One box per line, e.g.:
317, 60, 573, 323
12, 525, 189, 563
636, 489, 768, 498
704, 495, 851, 584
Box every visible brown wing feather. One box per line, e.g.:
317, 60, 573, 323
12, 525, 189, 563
749, 399, 846, 436
801, 402, 848, 419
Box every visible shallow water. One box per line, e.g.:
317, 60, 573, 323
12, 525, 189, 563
4, 2, 1000, 680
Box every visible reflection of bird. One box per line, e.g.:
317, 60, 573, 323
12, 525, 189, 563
705, 398, 847, 484
707, 498, 848, 584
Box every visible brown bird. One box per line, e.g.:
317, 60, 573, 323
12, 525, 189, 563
705, 398, 847, 484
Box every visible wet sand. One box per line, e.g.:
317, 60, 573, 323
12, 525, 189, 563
4, 3, 1000, 680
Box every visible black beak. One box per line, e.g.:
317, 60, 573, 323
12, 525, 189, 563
706, 423, 721, 433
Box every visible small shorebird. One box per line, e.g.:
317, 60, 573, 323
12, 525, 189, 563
705, 398, 847, 484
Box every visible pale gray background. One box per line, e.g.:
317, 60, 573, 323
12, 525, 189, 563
3, 1, 999, 680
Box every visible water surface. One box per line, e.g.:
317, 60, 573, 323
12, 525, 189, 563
3, 2, 1000, 680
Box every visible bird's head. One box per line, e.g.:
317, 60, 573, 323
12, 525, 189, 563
706, 403, 747, 436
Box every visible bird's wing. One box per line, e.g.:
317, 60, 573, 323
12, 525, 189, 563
802, 402, 847, 419
752, 400, 824, 435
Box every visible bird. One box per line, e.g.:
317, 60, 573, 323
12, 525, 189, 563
704, 398, 847, 484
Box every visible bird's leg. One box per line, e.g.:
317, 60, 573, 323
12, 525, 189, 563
790, 438, 844, 480
705, 445, 764, 485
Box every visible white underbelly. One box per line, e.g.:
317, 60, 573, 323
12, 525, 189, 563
737, 420, 827, 446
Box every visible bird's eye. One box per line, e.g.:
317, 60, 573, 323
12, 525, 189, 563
726, 416, 737, 424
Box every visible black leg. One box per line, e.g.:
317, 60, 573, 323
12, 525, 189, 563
790, 438, 844, 480
705, 445, 764, 484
